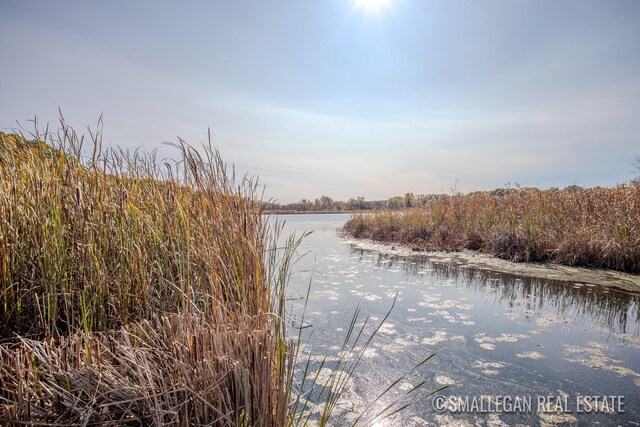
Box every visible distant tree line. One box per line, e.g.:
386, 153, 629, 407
261, 182, 628, 213
263, 192, 441, 212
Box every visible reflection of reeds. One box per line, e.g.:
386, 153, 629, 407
351, 246, 640, 335
344, 187, 640, 273
0, 123, 297, 425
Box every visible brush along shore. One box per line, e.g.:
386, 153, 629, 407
343, 186, 640, 275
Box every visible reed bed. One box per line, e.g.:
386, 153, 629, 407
344, 186, 640, 273
0, 123, 297, 425
1, 314, 293, 425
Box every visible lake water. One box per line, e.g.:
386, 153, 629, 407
278, 214, 640, 426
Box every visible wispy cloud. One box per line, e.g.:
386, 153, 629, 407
1, 1, 639, 202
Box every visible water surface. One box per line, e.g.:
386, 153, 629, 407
279, 214, 640, 426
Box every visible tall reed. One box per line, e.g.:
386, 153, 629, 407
344, 186, 640, 273
0, 121, 297, 425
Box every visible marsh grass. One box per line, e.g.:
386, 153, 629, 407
344, 187, 640, 273
1, 314, 293, 425
0, 122, 278, 338
0, 120, 299, 425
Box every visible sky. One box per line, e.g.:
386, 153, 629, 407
1, 1, 639, 203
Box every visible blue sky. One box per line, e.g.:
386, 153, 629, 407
1, 1, 639, 202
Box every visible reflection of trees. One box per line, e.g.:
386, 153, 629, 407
350, 246, 640, 335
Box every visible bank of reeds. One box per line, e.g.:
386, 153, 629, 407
344, 186, 640, 273
1, 314, 293, 425
0, 123, 297, 425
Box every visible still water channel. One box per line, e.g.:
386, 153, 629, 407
278, 214, 640, 426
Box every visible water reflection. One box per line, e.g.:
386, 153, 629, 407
350, 246, 640, 336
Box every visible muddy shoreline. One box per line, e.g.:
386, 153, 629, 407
346, 239, 640, 293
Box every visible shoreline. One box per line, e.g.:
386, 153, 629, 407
346, 238, 640, 293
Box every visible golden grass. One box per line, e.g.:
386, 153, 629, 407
0, 122, 297, 425
0, 125, 278, 337
1, 314, 293, 425
344, 186, 640, 273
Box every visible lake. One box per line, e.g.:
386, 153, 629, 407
277, 214, 640, 426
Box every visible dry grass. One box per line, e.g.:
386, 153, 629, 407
0, 123, 275, 338
1, 314, 293, 426
344, 186, 640, 273
0, 121, 297, 425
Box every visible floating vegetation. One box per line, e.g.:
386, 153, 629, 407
515, 351, 546, 360
538, 403, 578, 426
615, 333, 640, 347
475, 333, 528, 346
564, 343, 640, 387
536, 314, 566, 328
421, 330, 448, 346
377, 322, 398, 334
473, 361, 507, 375
435, 375, 457, 386
434, 414, 475, 426
381, 334, 422, 353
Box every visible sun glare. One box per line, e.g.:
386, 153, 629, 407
354, 0, 392, 14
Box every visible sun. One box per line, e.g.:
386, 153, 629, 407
353, 0, 393, 14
